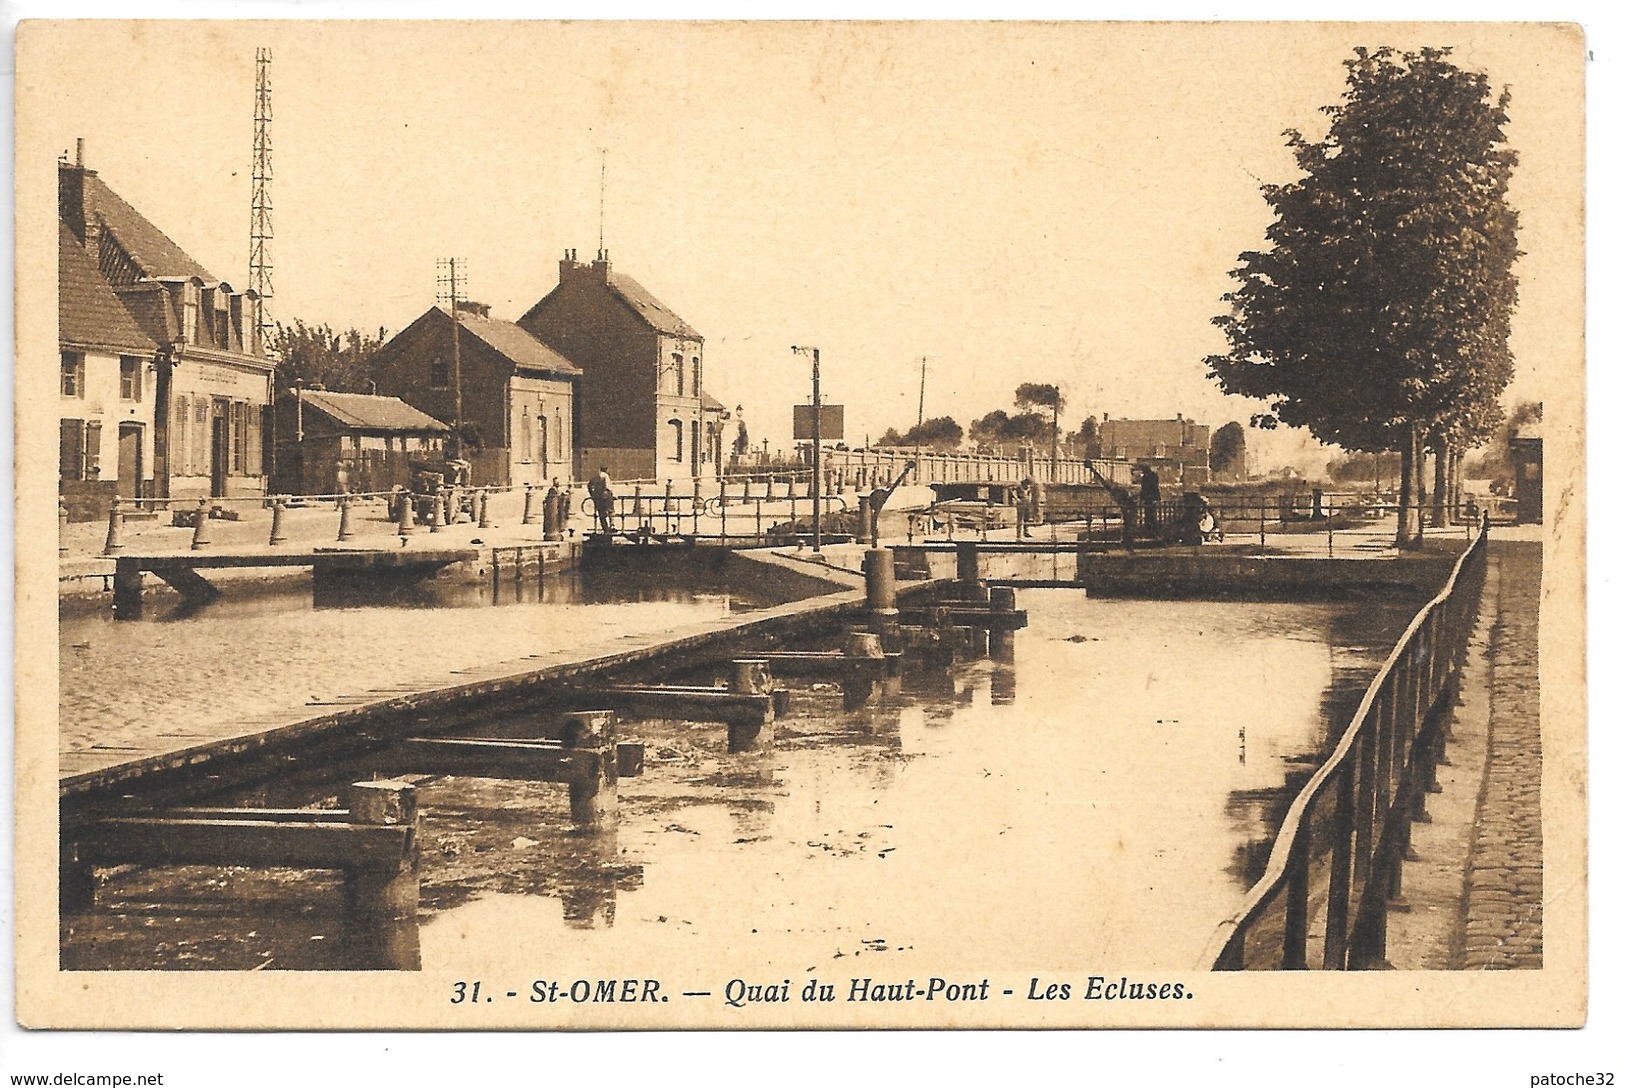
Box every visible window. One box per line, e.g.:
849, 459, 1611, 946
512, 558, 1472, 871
520, 406, 533, 462
59, 419, 100, 481
61, 352, 85, 397
181, 285, 199, 343
119, 357, 143, 401
669, 418, 684, 462
231, 402, 247, 473
554, 407, 564, 460
692, 356, 701, 398
672, 352, 685, 395
214, 309, 231, 348
538, 414, 548, 468
429, 358, 450, 389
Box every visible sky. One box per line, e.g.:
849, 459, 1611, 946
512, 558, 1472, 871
25, 21, 1583, 471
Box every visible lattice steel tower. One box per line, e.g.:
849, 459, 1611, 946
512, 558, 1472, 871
249, 47, 274, 347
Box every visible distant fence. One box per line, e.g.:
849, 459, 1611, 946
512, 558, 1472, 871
1202, 514, 1491, 970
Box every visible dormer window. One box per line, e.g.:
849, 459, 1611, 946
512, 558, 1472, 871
181, 283, 199, 343
429, 358, 450, 389
214, 293, 231, 347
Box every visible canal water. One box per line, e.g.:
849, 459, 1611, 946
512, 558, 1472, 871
61, 585, 1421, 974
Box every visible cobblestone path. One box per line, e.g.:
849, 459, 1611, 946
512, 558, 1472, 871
1458, 539, 1543, 969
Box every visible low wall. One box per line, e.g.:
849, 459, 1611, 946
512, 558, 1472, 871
1075, 549, 1457, 599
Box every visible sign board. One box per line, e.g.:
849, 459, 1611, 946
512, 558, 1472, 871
792, 404, 845, 441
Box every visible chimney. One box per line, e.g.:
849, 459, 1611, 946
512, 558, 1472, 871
592, 249, 611, 279
559, 248, 582, 283
76, 138, 85, 167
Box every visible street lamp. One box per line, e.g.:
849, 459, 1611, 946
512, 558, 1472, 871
791, 345, 822, 552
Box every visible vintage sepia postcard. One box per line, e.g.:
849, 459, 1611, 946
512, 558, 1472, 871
13, 19, 1586, 1033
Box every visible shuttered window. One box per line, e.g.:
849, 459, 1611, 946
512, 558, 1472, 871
60, 419, 84, 481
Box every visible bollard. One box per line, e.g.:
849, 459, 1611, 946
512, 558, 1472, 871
268, 496, 289, 545
345, 780, 421, 922
189, 498, 212, 550
478, 488, 491, 529
398, 491, 417, 538
765, 475, 777, 500
633, 484, 645, 526
990, 585, 1017, 612
59, 495, 70, 557
443, 489, 456, 527
729, 658, 772, 695
845, 630, 886, 659
522, 483, 538, 524
955, 540, 982, 584
102, 495, 125, 555
562, 710, 618, 829
663, 479, 674, 514
543, 488, 560, 541
428, 491, 444, 533
336, 495, 356, 542
864, 547, 898, 616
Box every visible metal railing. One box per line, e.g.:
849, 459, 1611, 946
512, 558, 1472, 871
589, 478, 849, 543
1202, 513, 1491, 970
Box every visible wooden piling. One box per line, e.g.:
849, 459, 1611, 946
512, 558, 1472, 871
345, 780, 421, 921
562, 710, 618, 829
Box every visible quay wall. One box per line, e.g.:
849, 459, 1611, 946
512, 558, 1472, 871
1075, 549, 1457, 599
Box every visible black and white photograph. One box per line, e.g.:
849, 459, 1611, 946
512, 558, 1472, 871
10, 15, 1590, 1053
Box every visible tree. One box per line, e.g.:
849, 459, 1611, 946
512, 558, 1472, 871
1211, 421, 1247, 479
877, 416, 964, 451
1205, 47, 1520, 547
1326, 449, 1403, 489
1015, 383, 1065, 463
272, 320, 390, 394
1066, 415, 1101, 459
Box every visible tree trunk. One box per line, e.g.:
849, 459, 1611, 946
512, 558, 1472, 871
1395, 423, 1423, 549
1430, 437, 1449, 528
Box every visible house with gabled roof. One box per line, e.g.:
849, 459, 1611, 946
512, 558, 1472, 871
270, 389, 450, 496
370, 301, 581, 487
58, 143, 275, 505
519, 250, 722, 484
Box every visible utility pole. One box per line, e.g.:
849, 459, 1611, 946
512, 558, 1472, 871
792, 345, 822, 552
917, 356, 927, 431
437, 258, 466, 459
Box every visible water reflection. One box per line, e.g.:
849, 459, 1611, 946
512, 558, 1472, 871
61, 587, 1421, 973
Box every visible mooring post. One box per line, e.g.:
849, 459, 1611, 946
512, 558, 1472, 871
336, 495, 356, 542
865, 547, 898, 616
189, 498, 213, 550
102, 495, 125, 555
726, 659, 776, 752
428, 490, 444, 533
478, 488, 492, 529
345, 780, 421, 922
398, 491, 417, 539
562, 710, 618, 829
267, 496, 289, 545
523, 483, 538, 524
59, 495, 71, 558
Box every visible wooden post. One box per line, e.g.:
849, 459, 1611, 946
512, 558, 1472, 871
344, 780, 421, 921
562, 710, 618, 828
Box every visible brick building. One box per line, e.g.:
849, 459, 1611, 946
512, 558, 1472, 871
371, 302, 580, 487
58, 146, 274, 510
1098, 414, 1212, 486
519, 250, 722, 484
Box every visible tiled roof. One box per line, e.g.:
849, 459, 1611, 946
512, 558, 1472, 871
58, 221, 157, 353
607, 271, 700, 338
453, 309, 583, 376
300, 391, 450, 433
71, 168, 217, 282
701, 391, 728, 413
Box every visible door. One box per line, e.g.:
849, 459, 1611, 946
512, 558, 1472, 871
211, 400, 229, 497
118, 422, 143, 499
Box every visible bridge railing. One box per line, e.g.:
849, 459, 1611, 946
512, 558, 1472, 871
1200, 513, 1491, 970
587, 478, 849, 543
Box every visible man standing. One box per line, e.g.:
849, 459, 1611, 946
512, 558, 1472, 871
587, 466, 615, 535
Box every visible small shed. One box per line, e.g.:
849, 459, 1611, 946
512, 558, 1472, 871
272, 390, 450, 496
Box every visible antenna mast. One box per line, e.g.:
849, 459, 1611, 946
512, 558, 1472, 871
597, 149, 607, 257
437, 258, 467, 456
249, 47, 274, 349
